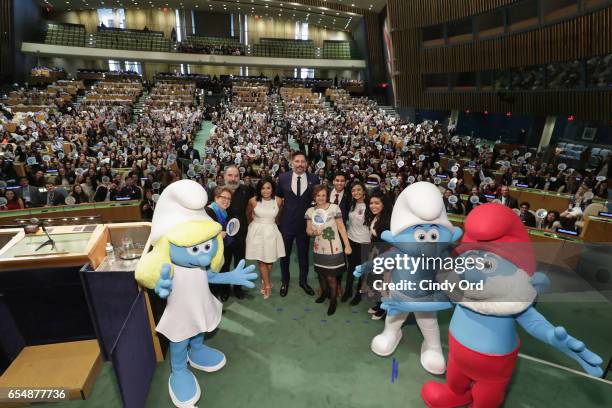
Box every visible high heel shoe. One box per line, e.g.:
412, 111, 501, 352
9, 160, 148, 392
327, 299, 337, 315
315, 287, 329, 303
264, 285, 272, 300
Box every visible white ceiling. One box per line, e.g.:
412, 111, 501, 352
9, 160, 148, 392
39, 1, 387, 31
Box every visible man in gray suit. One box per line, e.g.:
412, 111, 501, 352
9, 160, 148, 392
17, 177, 40, 208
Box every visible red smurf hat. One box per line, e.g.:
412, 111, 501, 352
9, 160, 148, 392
455, 203, 536, 276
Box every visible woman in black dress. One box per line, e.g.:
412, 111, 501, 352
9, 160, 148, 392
364, 189, 392, 320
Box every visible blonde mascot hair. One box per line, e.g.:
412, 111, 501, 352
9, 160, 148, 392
135, 219, 224, 289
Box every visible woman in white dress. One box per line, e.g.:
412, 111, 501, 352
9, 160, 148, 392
246, 176, 285, 299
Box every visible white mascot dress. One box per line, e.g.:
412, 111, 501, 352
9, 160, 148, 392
136, 180, 256, 407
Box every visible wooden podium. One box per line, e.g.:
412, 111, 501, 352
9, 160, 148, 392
0, 222, 159, 407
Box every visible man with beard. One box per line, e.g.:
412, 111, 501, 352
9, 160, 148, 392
218, 165, 254, 301
380, 203, 602, 408
277, 151, 320, 297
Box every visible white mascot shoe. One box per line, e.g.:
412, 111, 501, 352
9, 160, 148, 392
371, 313, 407, 356
370, 312, 446, 375
416, 312, 446, 375
420, 341, 446, 375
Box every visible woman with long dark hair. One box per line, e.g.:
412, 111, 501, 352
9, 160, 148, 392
1, 189, 24, 210
245, 177, 285, 299
342, 181, 370, 305
70, 184, 90, 204
541, 210, 561, 231
365, 188, 392, 320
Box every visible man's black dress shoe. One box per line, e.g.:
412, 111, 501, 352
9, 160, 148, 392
280, 284, 288, 297
340, 289, 353, 303
300, 283, 315, 296
233, 286, 245, 299
349, 292, 361, 306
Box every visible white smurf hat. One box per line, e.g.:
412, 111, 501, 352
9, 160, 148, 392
390, 181, 454, 236
150, 179, 211, 244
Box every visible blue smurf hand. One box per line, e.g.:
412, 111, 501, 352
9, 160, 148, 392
231, 259, 258, 288
530, 272, 551, 295
208, 260, 257, 288
353, 264, 363, 278
154, 264, 173, 299
548, 327, 604, 377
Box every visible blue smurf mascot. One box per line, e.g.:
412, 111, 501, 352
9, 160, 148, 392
135, 180, 257, 407
356, 182, 462, 374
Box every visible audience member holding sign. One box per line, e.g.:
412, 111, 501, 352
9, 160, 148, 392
306, 185, 352, 316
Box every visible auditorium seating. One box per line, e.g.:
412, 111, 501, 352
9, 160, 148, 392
322, 41, 352, 59
589, 147, 611, 167
38, 24, 361, 61
252, 38, 316, 58
89, 28, 172, 52
556, 142, 588, 168
145, 82, 196, 108
281, 87, 325, 113
232, 85, 269, 112
182, 35, 245, 53
44, 22, 86, 47
81, 81, 143, 106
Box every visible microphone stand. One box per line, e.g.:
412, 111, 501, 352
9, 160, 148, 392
35, 222, 56, 252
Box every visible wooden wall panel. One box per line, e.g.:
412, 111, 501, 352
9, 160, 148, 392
364, 12, 385, 85
389, 0, 612, 120
0, 0, 13, 80
388, 0, 518, 29
417, 7, 612, 73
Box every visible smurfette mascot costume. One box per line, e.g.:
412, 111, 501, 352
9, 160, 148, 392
136, 180, 257, 408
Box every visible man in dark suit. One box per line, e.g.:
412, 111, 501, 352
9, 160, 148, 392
330, 172, 350, 222
498, 185, 518, 209
119, 176, 143, 200
277, 151, 320, 297
519, 201, 536, 227
220, 165, 254, 301
41, 182, 66, 207
177, 142, 201, 173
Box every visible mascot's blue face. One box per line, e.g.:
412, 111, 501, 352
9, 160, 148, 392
381, 225, 462, 256
170, 238, 218, 269
459, 250, 521, 285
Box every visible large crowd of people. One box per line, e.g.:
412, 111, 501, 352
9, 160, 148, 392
0, 73, 609, 315
194, 80, 609, 314
0, 79, 203, 213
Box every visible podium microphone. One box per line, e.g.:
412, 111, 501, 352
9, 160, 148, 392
26, 218, 56, 252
